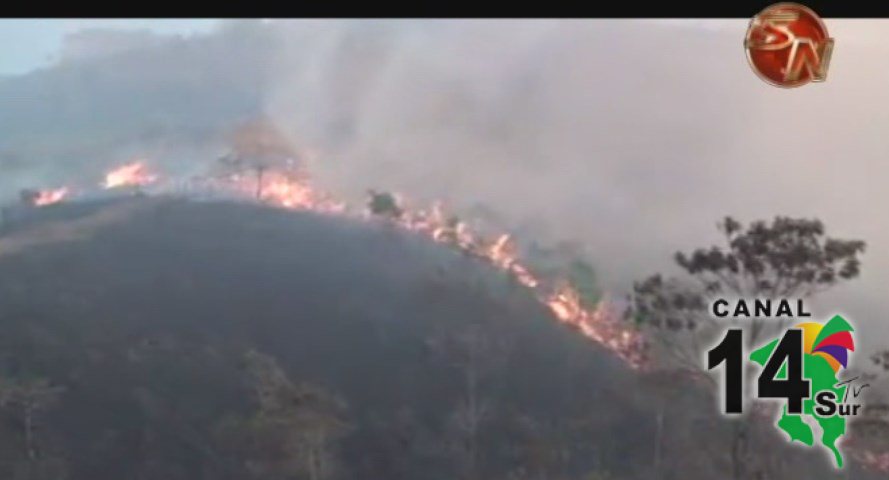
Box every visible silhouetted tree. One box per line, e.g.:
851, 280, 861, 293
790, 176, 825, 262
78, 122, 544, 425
0, 377, 66, 480
430, 322, 511, 480
631, 216, 865, 373
628, 216, 865, 480
242, 350, 350, 480
217, 118, 303, 201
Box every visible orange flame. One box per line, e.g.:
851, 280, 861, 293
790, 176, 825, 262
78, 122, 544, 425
42, 158, 646, 369
33, 188, 69, 207
393, 199, 645, 368
103, 162, 157, 189
258, 170, 346, 213
545, 286, 643, 364
209, 166, 644, 367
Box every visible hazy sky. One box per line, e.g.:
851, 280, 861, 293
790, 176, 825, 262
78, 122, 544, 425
0, 19, 218, 75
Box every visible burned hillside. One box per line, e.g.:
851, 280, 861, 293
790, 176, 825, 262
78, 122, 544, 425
0, 197, 882, 480
0, 198, 653, 479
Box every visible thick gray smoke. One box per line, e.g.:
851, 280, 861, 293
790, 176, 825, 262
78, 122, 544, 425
1, 19, 888, 351
266, 20, 889, 353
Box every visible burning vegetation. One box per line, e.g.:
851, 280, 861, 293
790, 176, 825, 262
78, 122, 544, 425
210, 121, 644, 366
21, 187, 69, 207
5, 170, 879, 480
13, 122, 886, 477
10, 159, 889, 480
21, 153, 645, 369
103, 161, 157, 189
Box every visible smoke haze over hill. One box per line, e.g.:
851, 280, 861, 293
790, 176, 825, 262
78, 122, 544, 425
1, 19, 888, 351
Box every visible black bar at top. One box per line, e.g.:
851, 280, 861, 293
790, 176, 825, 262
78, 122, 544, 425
6, 1, 889, 19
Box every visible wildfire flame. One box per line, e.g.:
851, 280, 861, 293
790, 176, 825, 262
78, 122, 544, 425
387, 201, 645, 367
103, 162, 157, 189
545, 285, 641, 361
257, 170, 346, 213
32, 188, 69, 207
225, 171, 646, 368
73, 159, 649, 369
24, 153, 889, 463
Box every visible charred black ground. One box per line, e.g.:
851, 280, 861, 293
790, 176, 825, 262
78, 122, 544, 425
0, 198, 650, 479
0, 198, 871, 480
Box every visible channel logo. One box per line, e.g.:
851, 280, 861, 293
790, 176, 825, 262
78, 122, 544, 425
744, 2, 834, 87
709, 311, 864, 468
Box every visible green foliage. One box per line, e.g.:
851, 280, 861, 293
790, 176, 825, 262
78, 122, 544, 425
367, 190, 404, 219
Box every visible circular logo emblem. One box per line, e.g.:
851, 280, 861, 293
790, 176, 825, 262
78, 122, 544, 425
745, 3, 834, 88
